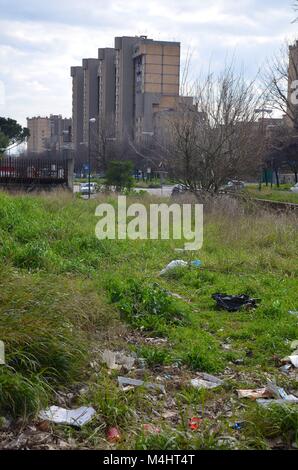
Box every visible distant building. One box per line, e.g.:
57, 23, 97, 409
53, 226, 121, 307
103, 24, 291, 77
70, 66, 84, 154
70, 35, 182, 164
287, 41, 298, 128
27, 115, 72, 154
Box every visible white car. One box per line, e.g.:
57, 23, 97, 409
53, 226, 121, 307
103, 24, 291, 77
80, 183, 97, 195
290, 183, 298, 194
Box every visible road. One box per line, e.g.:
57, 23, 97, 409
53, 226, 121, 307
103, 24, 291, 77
73, 184, 175, 198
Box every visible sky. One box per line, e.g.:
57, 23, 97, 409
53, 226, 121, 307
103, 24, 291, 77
0, 0, 297, 127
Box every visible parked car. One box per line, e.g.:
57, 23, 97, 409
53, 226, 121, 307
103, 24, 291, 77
221, 180, 245, 191
80, 183, 98, 195
171, 184, 188, 196
290, 183, 298, 193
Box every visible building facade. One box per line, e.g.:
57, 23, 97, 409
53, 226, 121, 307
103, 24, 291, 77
70, 35, 182, 169
70, 66, 84, 153
27, 115, 72, 154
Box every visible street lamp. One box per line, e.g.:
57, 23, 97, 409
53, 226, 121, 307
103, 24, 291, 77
88, 118, 96, 199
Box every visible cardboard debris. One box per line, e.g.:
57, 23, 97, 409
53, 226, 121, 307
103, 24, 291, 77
117, 376, 166, 394
238, 382, 298, 406
237, 388, 273, 400
38, 406, 96, 427
191, 373, 223, 390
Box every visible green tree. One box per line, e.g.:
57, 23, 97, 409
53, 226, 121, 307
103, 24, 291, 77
106, 161, 134, 192
0, 117, 30, 156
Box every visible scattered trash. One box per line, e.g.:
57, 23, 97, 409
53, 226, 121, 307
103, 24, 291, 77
160, 259, 202, 275
289, 311, 298, 317
143, 423, 161, 435
38, 406, 96, 428
107, 427, 121, 443
102, 350, 135, 371
162, 411, 178, 420
237, 388, 273, 400
191, 260, 202, 268
160, 260, 188, 275
0, 341, 5, 365
188, 417, 202, 431
144, 337, 168, 346
190, 373, 223, 390
280, 364, 292, 374
238, 382, 298, 407
212, 293, 258, 312
232, 422, 244, 431
232, 359, 244, 366
284, 355, 298, 368
117, 377, 166, 394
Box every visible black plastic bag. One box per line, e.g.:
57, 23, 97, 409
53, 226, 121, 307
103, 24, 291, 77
212, 293, 258, 312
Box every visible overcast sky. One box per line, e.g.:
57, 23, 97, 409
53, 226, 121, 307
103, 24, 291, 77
0, 0, 296, 126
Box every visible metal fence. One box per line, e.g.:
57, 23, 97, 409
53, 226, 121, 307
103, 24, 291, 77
0, 157, 70, 186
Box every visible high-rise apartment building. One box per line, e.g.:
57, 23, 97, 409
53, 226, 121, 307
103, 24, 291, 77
70, 35, 181, 166
82, 58, 100, 144
114, 36, 180, 142
287, 41, 298, 129
98, 48, 116, 131
27, 115, 72, 154
70, 66, 84, 153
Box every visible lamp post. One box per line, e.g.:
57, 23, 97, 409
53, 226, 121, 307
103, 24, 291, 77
88, 118, 96, 199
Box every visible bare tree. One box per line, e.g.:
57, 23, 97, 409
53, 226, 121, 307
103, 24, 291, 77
263, 42, 298, 129
159, 65, 266, 196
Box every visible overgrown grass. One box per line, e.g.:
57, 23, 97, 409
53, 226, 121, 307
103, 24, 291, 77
247, 185, 298, 204
0, 190, 297, 450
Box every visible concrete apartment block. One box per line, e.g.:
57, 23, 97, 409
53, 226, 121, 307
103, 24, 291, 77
71, 35, 182, 155
27, 115, 72, 154
115, 36, 137, 141
98, 48, 116, 133
82, 58, 100, 144
133, 38, 180, 142
287, 41, 298, 128
70, 66, 84, 152
27, 117, 51, 153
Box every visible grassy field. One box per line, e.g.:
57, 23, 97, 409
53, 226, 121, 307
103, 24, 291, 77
246, 184, 298, 204
0, 190, 297, 450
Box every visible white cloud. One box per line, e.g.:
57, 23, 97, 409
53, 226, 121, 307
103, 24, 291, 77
0, 0, 296, 126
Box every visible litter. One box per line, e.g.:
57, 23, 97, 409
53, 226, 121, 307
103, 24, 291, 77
162, 411, 177, 419
237, 388, 273, 400
107, 427, 121, 443
38, 406, 96, 427
117, 377, 166, 394
0, 341, 4, 365
188, 417, 202, 431
212, 293, 258, 312
280, 364, 292, 374
238, 382, 298, 406
143, 423, 161, 435
232, 422, 244, 431
160, 260, 188, 275
190, 373, 223, 390
291, 340, 298, 351
289, 311, 298, 316
283, 355, 298, 368
160, 259, 202, 275
102, 350, 135, 371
